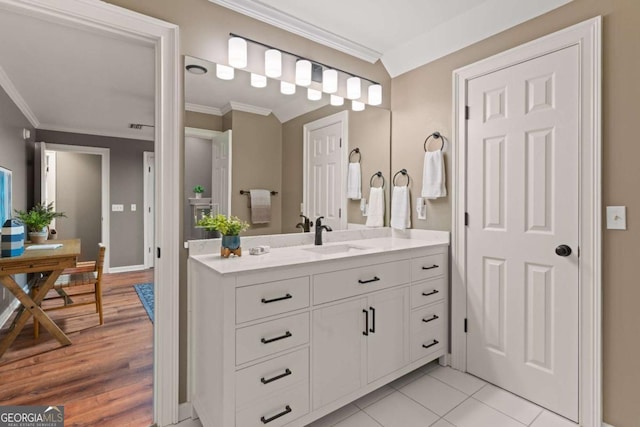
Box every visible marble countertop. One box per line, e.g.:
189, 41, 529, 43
189, 229, 449, 276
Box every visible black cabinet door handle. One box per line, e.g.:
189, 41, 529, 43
422, 265, 439, 270
358, 276, 380, 284
261, 368, 292, 385
422, 340, 439, 349
369, 307, 376, 333
363, 309, 369, 336
422, 315, 439, 323
260, 405, 292, 424
261, 331, 292, 344
261, 293, 293, 304
422, 289, 439, 297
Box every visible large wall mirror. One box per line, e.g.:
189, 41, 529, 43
184, 55, 391, 238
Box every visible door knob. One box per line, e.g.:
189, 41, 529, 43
555, 245, 572, 257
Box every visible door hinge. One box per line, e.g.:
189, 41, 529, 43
465, 106, 470, 120
156, 247, 161, 259
464, 318, 468, 333
339, 138, 342, 148
465, 212, 469, 226
577, 246, 580, 258
148, 166, 151, 173
339, 208, 342, 218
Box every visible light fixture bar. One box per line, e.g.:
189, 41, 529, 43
229, 32, 380, 86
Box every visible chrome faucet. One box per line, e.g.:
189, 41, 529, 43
314, 216, 332, 245
295, 214, 313, 232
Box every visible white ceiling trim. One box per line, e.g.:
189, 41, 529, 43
0, 64, 40, 128
226, 101, 272, 116
185, 102, 223, 116
207, 0, 381, 63
382, 0, 574, 77
38, 123, 154, 142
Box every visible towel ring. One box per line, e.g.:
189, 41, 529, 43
424, 132, 444, 152
392, 169, 410, 187
349, 148, 361, 163
370, 171, 385, 188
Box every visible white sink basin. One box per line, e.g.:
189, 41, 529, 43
303, 244, 371, 255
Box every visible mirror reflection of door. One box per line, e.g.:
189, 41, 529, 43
212, 130, 232, 218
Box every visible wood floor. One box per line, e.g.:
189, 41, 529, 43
0, 270, 154, 427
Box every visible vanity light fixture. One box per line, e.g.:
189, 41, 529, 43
228, 36, 247, 68
352, 100, 365, 111
307, 88, 322, 101
330, 95, 344, 106
251, 73, 267, 88
216, 64, 234, 80
186, 64, 207, 75
228, 33, 382, 105
281, 81, 296, 95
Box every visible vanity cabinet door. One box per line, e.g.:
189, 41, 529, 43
312, 298, 367, 410
367, 287, 409, 383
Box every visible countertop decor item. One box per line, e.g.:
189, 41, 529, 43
197, 214, 249, 257
193, 185, 205, 199
14, 202, 65, 244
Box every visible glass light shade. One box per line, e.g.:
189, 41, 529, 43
250, 73, 267, 88
352, 100, 365, 111
296, 60, 312, 86
322, 69, 338, 93
280, 81, 296, 95
265, 49, 282, 78
347, 76, 361, 99
307, 88, 322, 101
216, 64, 234, 80
330, 95, 344, 106
368, 84, 382, 106
228, 37, 247, 68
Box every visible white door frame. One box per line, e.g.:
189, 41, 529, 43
451, 17, 601, 426
45, 143, 111, 272
0, 1, 182, 425
302, 110, 348, 229
143, 151, 154, 269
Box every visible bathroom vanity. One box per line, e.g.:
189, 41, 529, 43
188, 229, 449, 427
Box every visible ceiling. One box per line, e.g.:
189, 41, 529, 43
208, 0, 573, 77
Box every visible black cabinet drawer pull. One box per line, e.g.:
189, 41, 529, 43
261, 331, 292, 344
363, 309, 369, 336
422, 265, 439, 270
261, 405, 292, 424
261, 368, 292, 384
422, 340, 439, 349
422, 289, 439, 297
358, 276, 380, 284
422, 315, 439, 323
261, 293, 292, 304
369, 307, 376, 333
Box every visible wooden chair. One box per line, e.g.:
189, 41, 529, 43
33, 244, 106, 338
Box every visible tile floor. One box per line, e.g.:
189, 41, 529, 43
306, 362, 578, 427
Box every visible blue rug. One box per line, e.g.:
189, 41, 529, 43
134, 283, 154, 323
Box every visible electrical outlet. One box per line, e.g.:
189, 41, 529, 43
112, 204, 124, 212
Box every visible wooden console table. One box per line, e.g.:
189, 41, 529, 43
0, 239, 81, 358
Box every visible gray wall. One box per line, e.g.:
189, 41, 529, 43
0, 86, 35, 323
184, 136, 213, 240
55, 152, 101, 261
36, 130, 154, 268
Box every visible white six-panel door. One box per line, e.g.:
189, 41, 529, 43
466, 45, 580, 421
212, 130, 231, 217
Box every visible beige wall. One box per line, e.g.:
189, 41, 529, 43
391, 1, 640, 425
230, 111, 282, 236
185, 110, 222, 131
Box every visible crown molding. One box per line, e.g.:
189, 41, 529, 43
0, 65, 40, 128
38, 123, 154, 141
185, 102, 223, 116
207, 0, 381, 64
225, 101, 272, 116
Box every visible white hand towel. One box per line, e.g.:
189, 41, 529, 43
365, 187, 384, 227
390, 186, 411, 230
249, 189, 271, 224
346, 162, 362, 200
421, 150, 447, 199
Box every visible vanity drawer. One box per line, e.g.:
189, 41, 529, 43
236, 381, 309, 427
313, 260, 411, 304
410, 277, 446, 308
410, 303, 445, 362
236, 277, 310, 324
236, 312, 309, 365
411, 253, 447, 282
236, 348, 309, 409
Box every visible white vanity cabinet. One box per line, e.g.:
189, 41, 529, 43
189, 237, 448, 427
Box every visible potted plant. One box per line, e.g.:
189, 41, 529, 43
193, 185, 205, 199
197, 214, 249, 257
15, 202, 66, 244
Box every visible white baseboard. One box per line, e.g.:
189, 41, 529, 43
172, 418, 202, 427
108, 264, 146, 274
0, 298, 20, 329
178, 403, 192, 422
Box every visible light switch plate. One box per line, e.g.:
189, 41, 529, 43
131, 204, 137, 212
112, 204, 124, 212
606, 206, 626, 230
